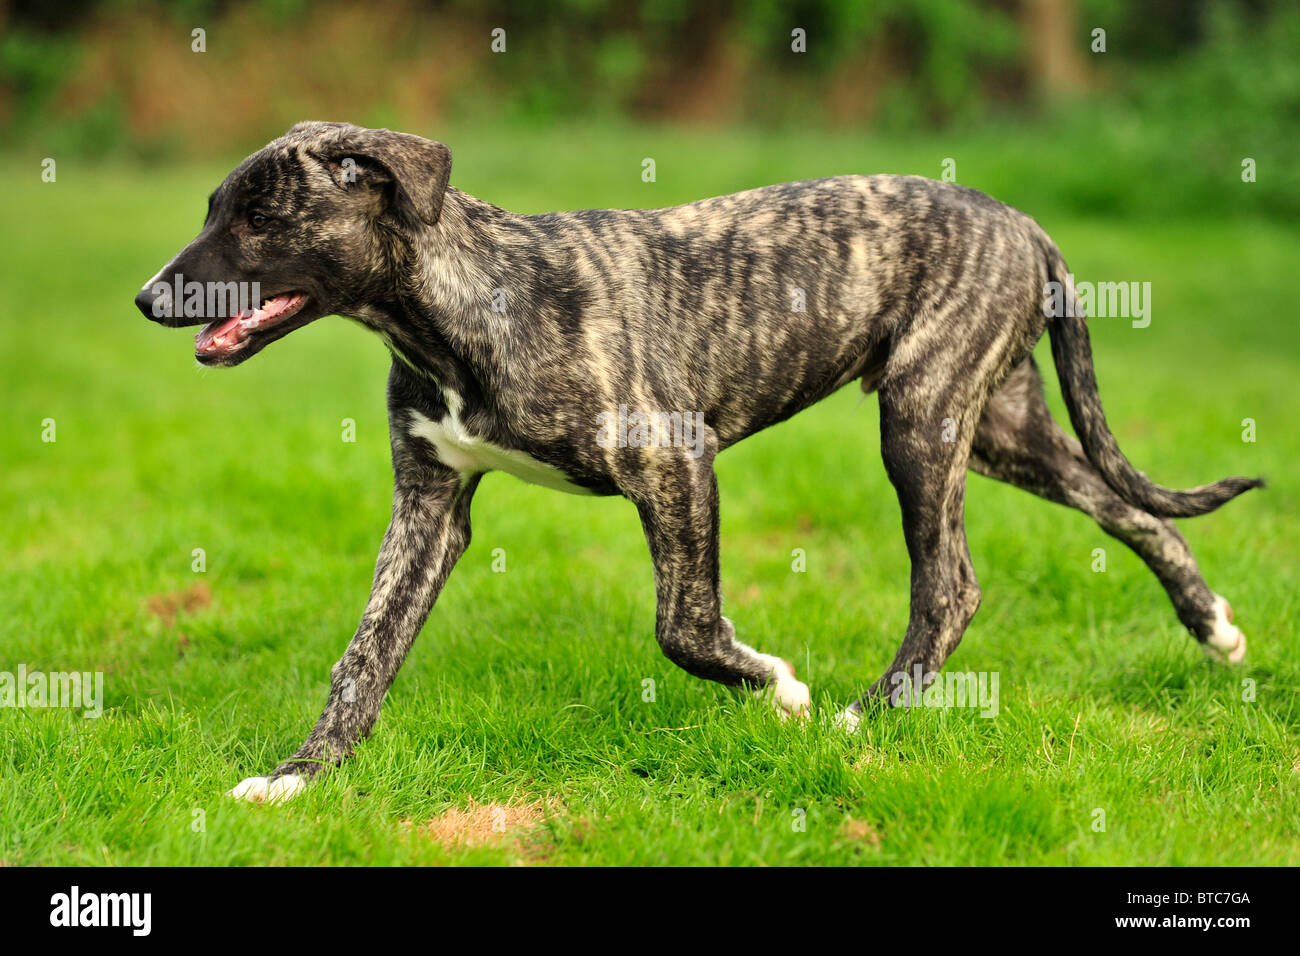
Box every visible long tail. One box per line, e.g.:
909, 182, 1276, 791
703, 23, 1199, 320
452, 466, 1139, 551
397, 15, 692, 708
1042, 242, 1263, 518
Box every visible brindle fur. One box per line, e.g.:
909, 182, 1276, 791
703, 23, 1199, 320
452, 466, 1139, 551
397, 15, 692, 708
136, 122, 1260, 786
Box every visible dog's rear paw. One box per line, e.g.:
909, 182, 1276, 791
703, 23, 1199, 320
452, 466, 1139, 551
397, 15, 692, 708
754, 657, 811, 720
227, 774, 306, 805
1202, 595, 1247, 665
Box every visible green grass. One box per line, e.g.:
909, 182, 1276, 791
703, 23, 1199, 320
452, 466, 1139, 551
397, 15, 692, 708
2, 124, 1298, 865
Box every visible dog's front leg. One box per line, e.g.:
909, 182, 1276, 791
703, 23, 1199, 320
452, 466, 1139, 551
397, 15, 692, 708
228, 460, 478, 804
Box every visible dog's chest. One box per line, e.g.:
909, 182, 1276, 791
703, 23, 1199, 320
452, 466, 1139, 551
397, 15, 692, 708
406, 405, 593, 495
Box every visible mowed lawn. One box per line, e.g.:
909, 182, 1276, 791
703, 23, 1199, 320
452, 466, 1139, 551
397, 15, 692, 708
2, 125, 1298, 865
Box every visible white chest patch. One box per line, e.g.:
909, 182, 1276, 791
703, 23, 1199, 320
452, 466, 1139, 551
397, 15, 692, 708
407, 406, 594, 495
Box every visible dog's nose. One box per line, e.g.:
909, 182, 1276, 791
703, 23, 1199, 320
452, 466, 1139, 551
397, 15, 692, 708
135, 286, 157, 318
135, 285, 171, 322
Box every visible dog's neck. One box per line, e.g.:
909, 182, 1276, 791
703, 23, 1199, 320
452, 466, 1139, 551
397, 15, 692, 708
410, 187, 523, 337
366, 187, 590, 416
363, 188, 578, 409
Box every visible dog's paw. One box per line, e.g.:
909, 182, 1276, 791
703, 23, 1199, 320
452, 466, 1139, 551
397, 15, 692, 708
754, 657, 811, 720
227, 774, 306, 805
1202, 595, 1247, 665
832, 706, 862, 733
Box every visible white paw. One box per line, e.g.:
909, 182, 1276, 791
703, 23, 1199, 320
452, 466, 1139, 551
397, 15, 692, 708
1202, 595, 1247, 665
227, 774, 306, 804
833, 707, 862, 733
753, 656, 811, 720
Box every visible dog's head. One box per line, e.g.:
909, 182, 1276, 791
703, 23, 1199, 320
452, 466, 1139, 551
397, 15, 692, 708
134, 121, 452, 366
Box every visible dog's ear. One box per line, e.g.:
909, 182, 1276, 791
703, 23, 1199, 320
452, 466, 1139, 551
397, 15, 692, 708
315, 127, 453, 227
287, 120, 341, 137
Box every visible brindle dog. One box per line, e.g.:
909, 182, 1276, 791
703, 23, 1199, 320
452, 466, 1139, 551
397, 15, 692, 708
135, 122, 1260, 803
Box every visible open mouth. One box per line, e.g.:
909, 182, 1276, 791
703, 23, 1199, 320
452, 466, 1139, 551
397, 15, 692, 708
195, 292, 309, 361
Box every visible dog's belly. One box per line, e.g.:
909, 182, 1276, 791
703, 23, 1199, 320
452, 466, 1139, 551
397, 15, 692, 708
406, 408, 596, 495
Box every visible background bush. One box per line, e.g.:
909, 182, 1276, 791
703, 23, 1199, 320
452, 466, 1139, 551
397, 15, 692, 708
1, 0, 1296, 217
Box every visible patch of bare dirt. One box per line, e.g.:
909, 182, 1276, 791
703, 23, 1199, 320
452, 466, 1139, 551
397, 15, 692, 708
839, 817, 883, 847
401, 798, 558, 854
145, 583, 212, 626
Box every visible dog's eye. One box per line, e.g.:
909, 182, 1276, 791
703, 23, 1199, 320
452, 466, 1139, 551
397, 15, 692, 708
248, 212, 268, 230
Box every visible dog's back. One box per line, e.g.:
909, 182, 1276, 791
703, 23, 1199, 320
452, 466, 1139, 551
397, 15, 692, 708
512, 175, 1049, 445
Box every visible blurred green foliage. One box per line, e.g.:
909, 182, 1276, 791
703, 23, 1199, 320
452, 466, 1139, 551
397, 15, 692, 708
1046, 1, 1300, 219
1, 0, 1296, 218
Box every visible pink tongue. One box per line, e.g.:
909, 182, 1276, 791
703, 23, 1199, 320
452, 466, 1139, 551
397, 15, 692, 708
195, 313, 246, 350
194, 294, 304, 353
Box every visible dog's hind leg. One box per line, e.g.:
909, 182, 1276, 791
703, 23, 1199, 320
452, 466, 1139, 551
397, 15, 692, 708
628, 424, 811, 719
967, 357, 1245, 662
839, 374, 984, 729
228, 451, 479, 803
